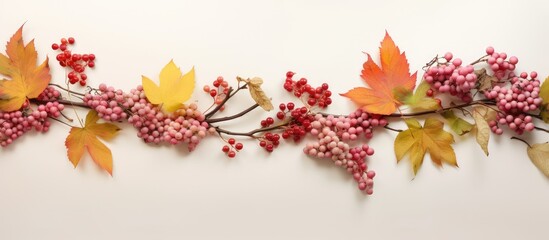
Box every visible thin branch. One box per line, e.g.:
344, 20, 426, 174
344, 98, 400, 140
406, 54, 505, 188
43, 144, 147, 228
213, 118, 291, 137
206, 103, 260, 124
48, 116, 73, 128
205, 83, 248, 119
31, 99, 90, 109
49, 83, 85, 97
511, 136, 531, 148
534, 126, 549, 134
387, 99, 496, 118
384, 125, 402, 132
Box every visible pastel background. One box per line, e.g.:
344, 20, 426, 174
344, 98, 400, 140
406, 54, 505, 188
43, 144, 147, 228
1, 0, 548, 239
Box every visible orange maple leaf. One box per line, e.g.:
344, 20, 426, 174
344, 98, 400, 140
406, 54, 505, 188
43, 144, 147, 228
0, 25, 51, 111
341, 32, 417, 115
65, 110, 120, 176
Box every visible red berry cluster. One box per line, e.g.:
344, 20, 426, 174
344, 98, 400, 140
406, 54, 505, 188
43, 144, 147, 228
280, 102, 314, 142
259, 132, 280, 152
283, 71, 332, 108
203, 76, 229, 112
222, 138, 243, 158
51, 37, 95, 86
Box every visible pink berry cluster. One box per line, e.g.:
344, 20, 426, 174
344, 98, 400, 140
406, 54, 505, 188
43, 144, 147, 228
485, 71, 542, 134
202, 76, 229, 112
424, 53, 477, 102
304, 126, 376, 194
0, 86, 65, 147
84, 84, 128, 121
310, 109, 388, 140
84, 84, 212, 151
51, 37, 96, 86
485, 46, 518, 80
283, 71, 332, 108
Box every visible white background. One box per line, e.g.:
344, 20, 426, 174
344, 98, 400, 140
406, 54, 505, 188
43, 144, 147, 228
1, 0, 548, 239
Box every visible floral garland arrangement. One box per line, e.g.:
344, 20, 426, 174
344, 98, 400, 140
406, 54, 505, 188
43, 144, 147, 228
1, 26, 548, 195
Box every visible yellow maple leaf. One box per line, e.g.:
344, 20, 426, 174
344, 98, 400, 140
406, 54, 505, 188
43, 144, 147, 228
0, 25, 51, 111
65, 110, 120, 175
142, 60, 195, 113
394, 118, 457, 174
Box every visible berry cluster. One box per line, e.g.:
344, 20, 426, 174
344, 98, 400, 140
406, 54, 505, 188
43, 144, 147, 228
84, 84, 213, 151
310, 109, 387, 141
203, 76, 229, 112
283, 71, 332, 108
37, 86, 62, 101
52, 37, 96, 86
83, 84, 128, 121
281, 103, 315, 142
485, 46, 518, 80
424, 53, 477, 102
304, 127, 376, 194
258, 132, 281, 152
485, 71, 542, 134
222, 138, 243, 158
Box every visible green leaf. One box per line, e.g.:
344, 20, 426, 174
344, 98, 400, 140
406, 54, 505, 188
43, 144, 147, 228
441, 110, 473, 136
403, 80, 440, 112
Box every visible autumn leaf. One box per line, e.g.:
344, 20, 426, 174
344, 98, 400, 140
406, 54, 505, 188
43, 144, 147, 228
0, 25, 51, 111
526, 142, 549, 178
142, 60, 195, 113
341, 32, 417, 115
403, 80, 440, 112
237, 76, 273, 111
441, 110, 473, 136
471, 106, 496, 156
65, 110, 120, 175
475, 68, 498, 92
394, 118, 457, 174
540, 76, 549, 123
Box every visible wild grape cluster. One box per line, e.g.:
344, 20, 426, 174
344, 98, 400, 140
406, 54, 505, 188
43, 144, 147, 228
0, 87, 65, 147
424, 53, 477, 102
484, 71, 542, 134
84, 84, 213, 151
51, 37, 96, 86
283, 71, 332, 108
302, 110, 386, 194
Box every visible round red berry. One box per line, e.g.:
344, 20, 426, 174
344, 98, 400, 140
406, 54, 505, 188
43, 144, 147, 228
51, 43, 59, 50
227, 151, 236, 158
235, 143, 243, 150
228, 138, 236, 145
68, 37, 75, 44
222, 145, 230, 153
287, 102, 295, 110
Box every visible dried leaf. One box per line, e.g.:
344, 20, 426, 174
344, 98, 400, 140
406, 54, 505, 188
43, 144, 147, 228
527, 142, 549, 177
441, 110, 473, 136
394, 118, 457, 175
0, 25, 51, 111
65, 110, 120, 175
471, 106, 496, 156
142, 60, 195, 113
475, 68, 498, 92
238, 76, 273, 111
341, 32, 417, 115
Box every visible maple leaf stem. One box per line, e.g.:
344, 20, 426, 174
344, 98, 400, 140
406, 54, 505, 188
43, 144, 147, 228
206, 103, 260, 124
204, 83, 248, 119
511, 136, 532, 148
